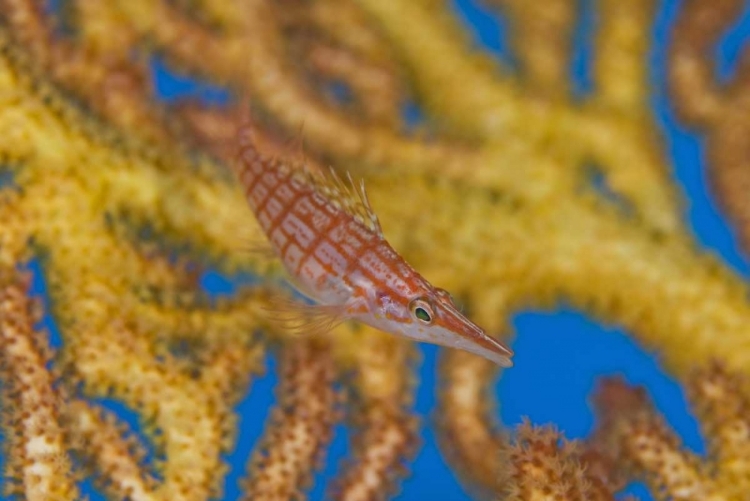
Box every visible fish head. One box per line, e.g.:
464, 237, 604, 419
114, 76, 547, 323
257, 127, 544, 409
370, 286, 514, 367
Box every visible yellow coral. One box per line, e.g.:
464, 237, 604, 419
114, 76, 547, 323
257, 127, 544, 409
591, 364, 750, 501
1, 1, 750, 500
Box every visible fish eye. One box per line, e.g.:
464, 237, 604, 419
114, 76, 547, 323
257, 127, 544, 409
409, 298, 433, 324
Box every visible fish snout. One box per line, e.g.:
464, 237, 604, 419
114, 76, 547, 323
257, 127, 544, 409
477, 333, 514, 367
442, 311, 514, 367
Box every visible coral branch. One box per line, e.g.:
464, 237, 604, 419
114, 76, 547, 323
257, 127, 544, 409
669, 0, 742, 125
241, 338, 340, 500
436, 351, 504, 496
328, 327, 419, 501
687, 363, 750, 498
0, 0, 181, 147
505, 421, 617, 500
594, 0, 654, 111
64, 400, 158, 501
590, 376, 731, 500
0, 269, 79, 500
352, 0, 520, 138
491, 0, 575, 98
306, 42, 403, 125
668, 0, 750, 255
3, 1, 750, 499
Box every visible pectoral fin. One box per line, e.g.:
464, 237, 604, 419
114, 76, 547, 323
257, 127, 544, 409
263, 295, 349, 337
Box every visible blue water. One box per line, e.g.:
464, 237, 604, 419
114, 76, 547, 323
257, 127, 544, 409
7, 1, 750, 500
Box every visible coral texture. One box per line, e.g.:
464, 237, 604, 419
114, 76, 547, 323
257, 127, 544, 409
0, 1, 749, 500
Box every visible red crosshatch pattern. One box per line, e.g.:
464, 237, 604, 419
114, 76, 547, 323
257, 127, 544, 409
235, 132, 423, 314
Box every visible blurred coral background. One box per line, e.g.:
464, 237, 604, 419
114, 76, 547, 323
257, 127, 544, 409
144, 2, 750, 499
3, 0, 750, 500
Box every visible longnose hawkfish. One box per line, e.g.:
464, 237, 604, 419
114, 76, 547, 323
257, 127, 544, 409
233, 122, 514, 367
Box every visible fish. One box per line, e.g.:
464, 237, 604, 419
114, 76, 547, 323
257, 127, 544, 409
233, 122, 514, 367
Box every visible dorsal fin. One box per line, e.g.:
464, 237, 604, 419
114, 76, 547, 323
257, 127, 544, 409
316, 167, 382, 234
289, 164, 383, 235
236, 113, 382, 235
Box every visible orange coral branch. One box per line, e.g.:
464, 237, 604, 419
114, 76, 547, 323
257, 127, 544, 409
328, 329, 419, 501
669, 0, 742, 125
436, 351, 504, 497
64, 400, 158, 501
306, 42, 403, 125
490, 0, 576, 98
590, 376, 730, 500
505, 421, 616, 501
241, 339, 340, 500
0, 269, 79, 500
669, 0, 750, 254
687, 363, 750, 498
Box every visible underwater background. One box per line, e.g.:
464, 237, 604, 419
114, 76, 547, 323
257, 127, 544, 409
4, 0, 750, 500
222, 1, 747, 499
146, 1, 749, 499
